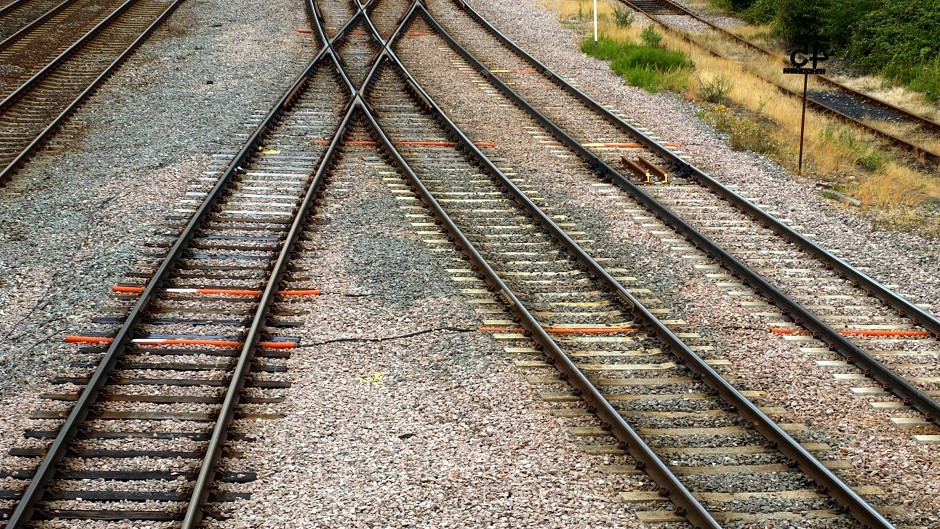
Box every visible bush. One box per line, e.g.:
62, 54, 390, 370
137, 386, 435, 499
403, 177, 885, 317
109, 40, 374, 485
705, 0, 940, 101
821, 0, 878, 50
847, 0, 940, 100
740, 0, 777, 23
612, 6, 634, 27
908, 58, 940, 102
641, 25, 663, 47
699, 74, 733, 102
774, 0, 824, 47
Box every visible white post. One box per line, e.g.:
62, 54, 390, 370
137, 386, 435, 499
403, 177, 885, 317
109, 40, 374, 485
593, 0, 598, 43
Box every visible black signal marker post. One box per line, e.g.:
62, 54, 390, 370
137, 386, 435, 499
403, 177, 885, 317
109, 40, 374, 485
784, 47, 828, 176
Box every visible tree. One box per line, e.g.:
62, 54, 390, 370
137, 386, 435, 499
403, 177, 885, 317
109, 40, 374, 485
774, 0, 826, 48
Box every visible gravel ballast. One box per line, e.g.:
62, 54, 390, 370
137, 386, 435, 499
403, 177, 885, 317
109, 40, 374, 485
1, 0, 938, 525
441, 0, 940, 310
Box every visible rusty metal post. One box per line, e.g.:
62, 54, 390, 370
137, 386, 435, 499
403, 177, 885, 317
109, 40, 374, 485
798, 73, 808, 175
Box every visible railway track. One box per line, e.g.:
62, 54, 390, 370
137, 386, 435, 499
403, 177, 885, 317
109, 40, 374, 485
0, 0, 181, 185
0, 0, 930, 527
0, 4, 361, 523
354, 7, 897, 525
0, 0, 72, 43
411, 0, 940, 440
0, 0, 126, 91
614, 0, 940, 166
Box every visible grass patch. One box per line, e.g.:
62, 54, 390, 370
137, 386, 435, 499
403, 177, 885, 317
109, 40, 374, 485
581, 34, 692, 92
819, 124, 888, 171
697, 104, 782, 156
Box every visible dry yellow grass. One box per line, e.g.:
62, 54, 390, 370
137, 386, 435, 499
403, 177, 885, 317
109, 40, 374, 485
543, 0, 940, 234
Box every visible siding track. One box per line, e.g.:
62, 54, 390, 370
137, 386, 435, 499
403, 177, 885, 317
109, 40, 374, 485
0, 0, 182, 185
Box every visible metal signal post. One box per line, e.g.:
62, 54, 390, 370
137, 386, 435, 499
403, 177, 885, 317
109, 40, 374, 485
784, 47, 828, 176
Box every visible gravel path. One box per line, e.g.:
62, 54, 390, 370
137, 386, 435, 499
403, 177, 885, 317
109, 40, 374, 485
397, 5, 940, 524
0, 0, 314, 472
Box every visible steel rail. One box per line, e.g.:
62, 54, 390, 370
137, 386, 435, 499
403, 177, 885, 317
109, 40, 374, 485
360, 107, 721, 529
0, 0, 183, 185
408, 6, 900, 525
357, 4, 713, 525
379, 5, 893, 527
643, 0, 940, 138
434, 0, 940, 425
179, 84, 358, 529
358, 63, 717, 529
451, 0, 940, 338
0, 20, 361, 525
0, 0, 74, 50
609, 0, 940, 165
181, 3, 421, 524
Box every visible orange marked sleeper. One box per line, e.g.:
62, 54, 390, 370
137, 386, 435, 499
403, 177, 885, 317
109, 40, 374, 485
477, 326, 639, 334
114, 286, 320, 296
769, 327, 931, 338
65, 336, 296, 349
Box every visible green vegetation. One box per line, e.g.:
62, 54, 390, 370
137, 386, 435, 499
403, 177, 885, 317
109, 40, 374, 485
696, 104, 782, 156
640, 25, 663, 47
709, 0, 940, 100
698, 74, 733, 103
612, 6, 634, 27
818, 124, 888, 171
581, 34, 692, 92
